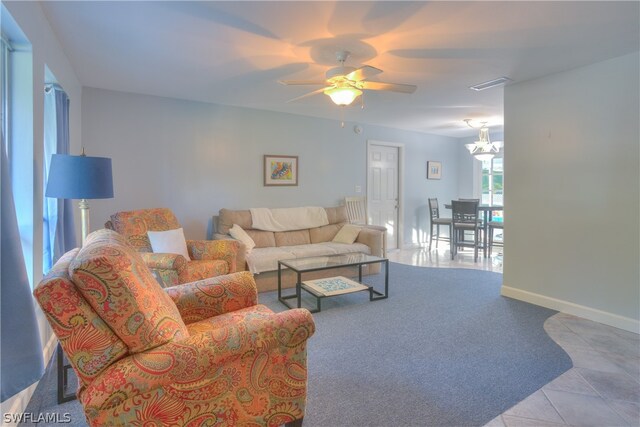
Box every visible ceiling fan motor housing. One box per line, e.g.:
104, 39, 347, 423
326, 66, 356, 80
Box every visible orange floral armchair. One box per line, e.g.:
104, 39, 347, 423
34, 229, 315, 426
105, 208, 240, 287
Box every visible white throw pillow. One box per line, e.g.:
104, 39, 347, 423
229, 224, 256, 253
147, 228, 191, 261
332, 224, 361, 244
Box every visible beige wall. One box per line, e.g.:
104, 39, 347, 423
502, 52, 639, 331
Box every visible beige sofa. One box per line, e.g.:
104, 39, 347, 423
214, 206, 384, 292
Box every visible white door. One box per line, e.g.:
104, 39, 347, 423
368, 144, 399, 249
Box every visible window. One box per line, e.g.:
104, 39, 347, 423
2, 7, 35, 285
481, 157, 503, 209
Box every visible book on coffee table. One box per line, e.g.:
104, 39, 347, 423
302, 276, 369, 297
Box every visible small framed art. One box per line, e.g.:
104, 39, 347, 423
264, 155, 298, 186
427, 161, 442, 180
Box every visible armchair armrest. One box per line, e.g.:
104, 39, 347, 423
165, 271, 258, 323
356, 227, 385, 257
140, 252, 187, 270
81, 308, 316, 409
186, 239, 240, 273
214, 233, 248, 272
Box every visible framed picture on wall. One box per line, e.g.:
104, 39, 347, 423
427, 161, 442, 180
264, 155, 298, 186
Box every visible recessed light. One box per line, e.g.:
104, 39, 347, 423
469, 77, 512, 91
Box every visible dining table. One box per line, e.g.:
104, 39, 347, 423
444, 203, 504, 258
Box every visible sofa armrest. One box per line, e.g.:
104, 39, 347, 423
213, 233, 248, 272
140, 252, 187, 270
356, 227, 385, 257
186, 239, 240, 273
165, 271, 258, 323
81, 308, 315, 409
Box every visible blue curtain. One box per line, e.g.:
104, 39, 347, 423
43, 85, 76, 272
1, 131, 45, 401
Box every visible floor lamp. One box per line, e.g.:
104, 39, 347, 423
44, 152, 113, 403
45, 153, 114, 244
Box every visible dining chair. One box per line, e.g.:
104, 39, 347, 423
344, 196, 388, 256
451, 200, 481, 262
428, 198, 451, 251
345, 196, 367, 225
488, 220, 504, 256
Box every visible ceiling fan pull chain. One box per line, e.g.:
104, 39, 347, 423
341, 107, 345, 128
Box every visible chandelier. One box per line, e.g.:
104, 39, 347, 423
463, 119, 502, 161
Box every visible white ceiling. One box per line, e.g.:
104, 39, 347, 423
40, 1, 639, 137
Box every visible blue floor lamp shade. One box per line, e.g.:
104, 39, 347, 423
46, 154, 113, 243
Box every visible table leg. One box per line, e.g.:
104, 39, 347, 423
297, 272, 302, 308
277, 262, 282, 300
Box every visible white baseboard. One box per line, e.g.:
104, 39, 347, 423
501, 285, 639, 333
1, 335, 58, 427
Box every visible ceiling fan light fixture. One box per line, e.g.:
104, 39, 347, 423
324, 86, 362, 106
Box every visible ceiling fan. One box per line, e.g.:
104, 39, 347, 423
279, 51, 417, 106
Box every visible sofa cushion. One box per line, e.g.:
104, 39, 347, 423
218, 209, 252, 235
229, 224, 256, 253
247, 242, 371, 274
316, 242, 371, 255
309, 224, 343, 243
275, 229, 311, 247
246, 229, 276, 248
325, 206, 348, 224
70, 229, 189, 353
332, 224, 362, 244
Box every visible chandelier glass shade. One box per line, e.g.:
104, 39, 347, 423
324, 86, 362, 106
465, 126, 501, 161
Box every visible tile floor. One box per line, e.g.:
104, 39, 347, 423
387, 245, 640, 427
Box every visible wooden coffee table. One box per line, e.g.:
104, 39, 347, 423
277, 253, 389, 313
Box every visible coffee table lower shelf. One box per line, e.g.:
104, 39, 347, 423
280, 276, 386, 313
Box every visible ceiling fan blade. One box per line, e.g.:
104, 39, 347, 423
279, 80, 327, 86
362, 81, 417, 94
345, 65, 383, 82
286, 87, 327, 103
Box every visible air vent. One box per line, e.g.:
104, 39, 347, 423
469, 77, 512, 91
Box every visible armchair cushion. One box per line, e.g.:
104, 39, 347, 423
70, 229, 189, 352
147, 227, 191, 260
165, 271, 257, 324
187, 238, 239, 272
34, 248, 129, 387
140, 252, 186, 271
178, 260, 230, 291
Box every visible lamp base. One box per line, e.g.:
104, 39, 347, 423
79, 199, 90, 245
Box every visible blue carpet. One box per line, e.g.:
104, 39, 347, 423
260, 263, 573, 426
23, 263, 571, 426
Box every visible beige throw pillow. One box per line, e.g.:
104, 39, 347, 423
332, 224, 361, 244
147, 228, 191, 260
230, 224, 256, 253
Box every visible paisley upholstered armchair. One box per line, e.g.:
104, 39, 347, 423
105, 208, 241, 287
34, 229, 315, 426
